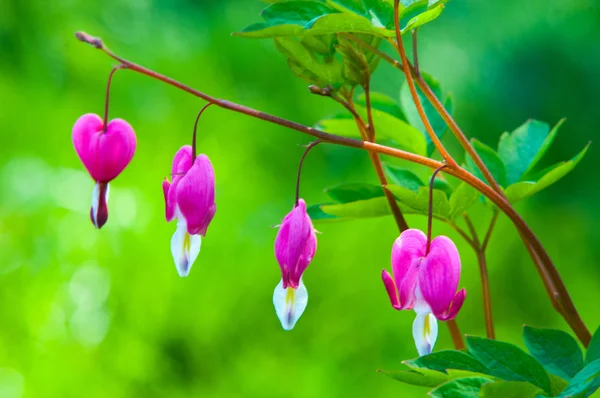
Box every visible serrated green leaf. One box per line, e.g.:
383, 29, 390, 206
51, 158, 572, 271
479, 380, 543, 398
321, 196, 391, 218
504, 143, 589, 203
400, 72, 452, 155
355, 92, 406, 120
383, 165, 424, 192
429, 377, 492, 398
464, 139, 507, 187
498, 119, 554, 185
523, 325, 584, 380
325, 183, 384, 203
448, 183, 480, 219
406, 350, 491, 375
558, 359, 600, 398
466, 336, 551, 394
386, 185, 450, 219
585, 325, 600, 365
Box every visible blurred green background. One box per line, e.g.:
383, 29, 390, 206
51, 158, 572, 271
0, 0, 599, 396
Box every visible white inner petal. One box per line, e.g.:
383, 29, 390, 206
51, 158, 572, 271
412, 312, 438, 357
170, 219, 201, 277
273, 279, 308, 331
91, 182, 109, 228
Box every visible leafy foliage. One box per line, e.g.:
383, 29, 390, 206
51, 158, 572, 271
235, 0, 448, 38
523, 325, 584, 380
380, 326, 600, 397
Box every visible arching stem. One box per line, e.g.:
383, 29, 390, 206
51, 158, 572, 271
295, 140, 321, 207
192, 103, 214, 161
103, 64, 126, 132
426, 164, 447, 254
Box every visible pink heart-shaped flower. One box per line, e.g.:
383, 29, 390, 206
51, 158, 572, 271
72, 113, 137, 182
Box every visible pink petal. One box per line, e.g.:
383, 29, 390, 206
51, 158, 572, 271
72, 114, 136, 182
381, 269, 401, 309
418, 236, 461, 318
437, 288, 466, 321
176, 154, 216, 236
171, 145, 193, 176
274, 199, 314, 289
162, 179, 176, 222
392, 229, 427, 309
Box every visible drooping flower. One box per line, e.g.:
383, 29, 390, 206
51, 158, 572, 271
72, 113, 137, 229
273, 199, 317, 330
163, 145, 216, 277
381, 229, 466, 356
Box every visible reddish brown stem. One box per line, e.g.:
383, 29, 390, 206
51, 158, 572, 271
446, 319, 465, 350
392, 2, 456, 167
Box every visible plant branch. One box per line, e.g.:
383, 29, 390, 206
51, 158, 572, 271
446, 319, 465, 350
341, 97, 409, 232
76, 31, 590, 345
392, 2, 457, 167
412, 29, 420, 75
347, 29, 591, 346
482, 212, 499, 251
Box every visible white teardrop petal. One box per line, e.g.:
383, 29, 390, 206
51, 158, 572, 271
170, 219, 201, 277
273, 279, 308, 330
412, 312, 438, 357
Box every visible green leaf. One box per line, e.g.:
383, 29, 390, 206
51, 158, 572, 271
479, 381, 543, 398
523, 325, 584, 380
325, 183, 384, 203
274, 37, 344, 86
429, 377, 493, 398
503, 143, 589, 203
525, 118, 565, 178
386, 185, 451, 219
585, 325, 600, 365
549, 373, 570, 396
328, 0, 395, 29
400, 72, 453, 155
558, 359, 600, 398
307, 203, 340, 221
406, 350, 491, 375
448, 183, 480, 220
262, 1, 338, 26
358, 105, 427, 155
383, 165, 424, 192
403, 2, 446, 31
355, 92, 406, 120
378, 368, 449, 388
464, 139, 507, 187
316, 107, 427, 155
497, 119, 564, 185
433, 179, 454, 197
321, 196, 391, 218
466, 336, 551, 394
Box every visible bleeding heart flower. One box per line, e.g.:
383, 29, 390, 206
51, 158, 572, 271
381, 229, 466, 356
273, 199, 317, 330
163, 145, 216, 277
72, 113, 137, 229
